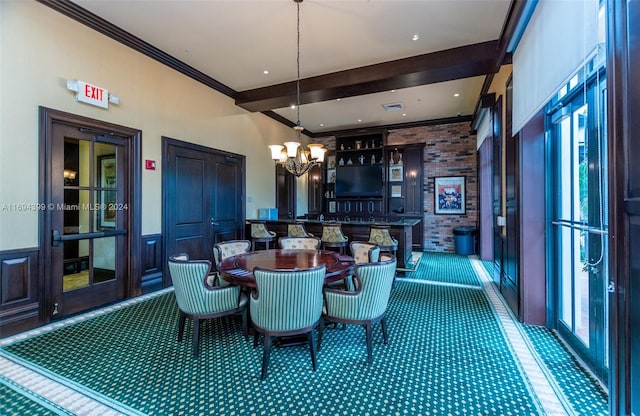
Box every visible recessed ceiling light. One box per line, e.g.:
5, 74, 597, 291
454, 93, 460, 97
412, 34, 419, 41
357, 119, 362, 123
263, 70, 269, 75
319, 123, 324, 127
391, 90, 396, 93
336, 98, 341, 102
290, 105, 296, 109
402, 113, 407, 117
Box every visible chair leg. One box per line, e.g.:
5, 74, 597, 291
241, 308, 248, 339
364, 323, 373, 365
381, 317, 388, 344
253, 331, 260, 348
177, 312, 186, 342
317, 319, 324, 351
192, 318, 200, 358
308, 331, 318, 371
261, 335, 272, 380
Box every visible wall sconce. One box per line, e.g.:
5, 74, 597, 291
408, 170, 417, 212
409, 170, 417, 187
63, 169, 77, 180
64, 169, 78, 185
312, 175, 320, 208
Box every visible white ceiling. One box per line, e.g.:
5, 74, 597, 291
73, 0, 511, 133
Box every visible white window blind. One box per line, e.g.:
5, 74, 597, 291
512, 0, 600, 134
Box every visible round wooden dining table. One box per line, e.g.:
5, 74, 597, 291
219, 249, 354, 288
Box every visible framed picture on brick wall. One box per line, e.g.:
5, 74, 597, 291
434, 176, 465, 214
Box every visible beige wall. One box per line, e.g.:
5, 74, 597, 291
0, 1, 298, 250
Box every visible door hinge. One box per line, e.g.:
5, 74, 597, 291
607, 281, 615, 293
52, 302, 59, 316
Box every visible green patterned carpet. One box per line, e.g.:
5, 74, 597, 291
523, 325, 608, 415
3, 282, 542, 415
1, 252, 610, 415
409, 252, 482, 287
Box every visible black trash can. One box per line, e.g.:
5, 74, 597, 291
453, 226, 477, 255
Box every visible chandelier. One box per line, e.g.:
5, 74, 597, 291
268, 0, 325, 177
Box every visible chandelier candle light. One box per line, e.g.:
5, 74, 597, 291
268, 0, 326, 177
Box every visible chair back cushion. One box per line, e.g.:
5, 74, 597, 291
214, 240, 251, 265
350, 242, 381, 264
325, 257, 396, 321
251, 265, 326, 332
367, 226, 398, 247
287, 223, 311, 237
278, 237, 321, 250
251, 222, 276, 238
168, 258, 241, 315
321, 223, 348, 243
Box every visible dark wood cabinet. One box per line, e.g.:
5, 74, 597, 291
385, 144, 425, 250
306, 133, 424, 251
335, 198, 384, 218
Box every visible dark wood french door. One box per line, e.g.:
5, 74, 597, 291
607, 0, 640, 413
41, 108, 140, 319
163, 138, 245, 272
492, 96, 504, 287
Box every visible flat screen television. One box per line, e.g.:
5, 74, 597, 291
335, 165, 383, 197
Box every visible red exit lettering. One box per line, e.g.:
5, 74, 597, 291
84, 84, 104, 101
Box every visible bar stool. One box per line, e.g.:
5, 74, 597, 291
250, 221, 276, 251
367, 225, 398, 258
287, 222, 314, 237
320, 222, 348, 254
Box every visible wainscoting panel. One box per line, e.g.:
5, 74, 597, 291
141, 234, 163, 294
0, 248, 41, 336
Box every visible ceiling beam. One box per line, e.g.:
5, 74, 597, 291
235, 41, 499, 113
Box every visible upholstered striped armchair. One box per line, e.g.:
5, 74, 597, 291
251, 265, 326, 380
318, 256, 397, 365
168, 255, 248, 357
213, 240, 251, 285
345, 241, 382, 290
278, 236, 321, 250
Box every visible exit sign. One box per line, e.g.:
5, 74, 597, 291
67, 80, 109, 109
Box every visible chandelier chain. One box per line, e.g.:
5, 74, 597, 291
296, 0, 301, 128
267, 0, 325, 177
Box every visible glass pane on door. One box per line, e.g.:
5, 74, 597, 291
94, 236, 116, 284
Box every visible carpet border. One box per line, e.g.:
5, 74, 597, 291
0, 350, 145, 416
470, 256, 573, 416
0, 372, 75, 416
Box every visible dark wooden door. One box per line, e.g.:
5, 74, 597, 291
503, 78, 520, 318
163, 138, 244, 271
48, 122, 129, 318
211, 154, 244, 243
492, 96, 504, 286
503, 130, 520, 318
607, 1, 640, 413
276, 164, 296, 219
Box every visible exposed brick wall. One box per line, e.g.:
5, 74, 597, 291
315, 121, 477, 253
387, 122, 478, 252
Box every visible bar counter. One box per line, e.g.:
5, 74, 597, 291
245, 218, 420, 269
